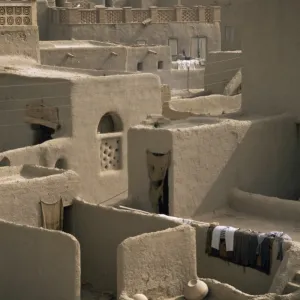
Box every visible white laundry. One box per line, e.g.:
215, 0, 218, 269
211, 226, 228, 250
224, 226, 238, 251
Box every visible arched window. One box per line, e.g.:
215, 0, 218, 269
97, 112, 123, 134
98, 112, 123, 172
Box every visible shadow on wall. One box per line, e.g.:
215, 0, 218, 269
193, 114, 300, 215
0, 157, 10, 167
55, 157, 69, 170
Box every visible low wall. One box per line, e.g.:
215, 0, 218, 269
0, 165, 79, 227
167, 94, 241, 117
66, 200, 292, 295
205, 51, 242, 94
193, 222, 284, 295
229, 188, 300, 221
159, 69, 204, 90
0, 138, 72, 168
40, 45, 127, 70
0, 219, 80, 300
117, 225, 197, 298
0, 27, 40, 62
66, 200, 180, 293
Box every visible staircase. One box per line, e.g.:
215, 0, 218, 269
283, 271, 300, 294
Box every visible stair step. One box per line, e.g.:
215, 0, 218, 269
283, 282, 300, 294
293, 271, 300, 283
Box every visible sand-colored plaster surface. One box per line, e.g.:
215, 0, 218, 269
195, 207, 300, 241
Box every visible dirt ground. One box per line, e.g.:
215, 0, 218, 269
195, 206, 300, 241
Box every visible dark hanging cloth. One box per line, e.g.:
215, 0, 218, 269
205, 226, 274, 275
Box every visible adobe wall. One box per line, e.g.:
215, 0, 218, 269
126, 46, 171, 72
65, 200, 179, 293
171, 114, 299, 216
48, 23, 221, 56
242, 0, 300, 117
0, 71, 161, 204
37, 0, 49, 41
131, 0, 243, 51
40, 45, 128, 71
69, 73, 161, 203
0, 73, 72, 152
117, 225, 197, 298
0, 137, 72, 168
159, 69, 205, 90
228, 188, 300, 222
0, 165, 79, 227
40, 44, 171, 73
0, 27, 40, 62
166, 94, 241, 117
128, 114, 299, 217
128, 127, 173, 211
204, 51, 242, 94
0, 218, 80, 300
66, 200, 293, 296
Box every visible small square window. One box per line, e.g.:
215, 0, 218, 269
158, 61, 164, 70
137, 62, 143, 71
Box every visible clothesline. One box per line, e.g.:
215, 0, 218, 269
174, 59, 205, 70
206, 224, 292, 275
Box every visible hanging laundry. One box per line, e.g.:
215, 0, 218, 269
257, 231, 291, 261
211, 226, 238, 251
211, 226, 228, 250
233, 229, 258, 267
224, 226, 238, 251
40, 198, 64, 230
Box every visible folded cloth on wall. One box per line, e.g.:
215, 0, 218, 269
257, 231, 291, 261
206, 224, 217, 255
207, 226, 274, 275
224, 226, 238, 251
211, 226, 228, 250
233, 229, 273, 275
233, 229, 258, 266
212, 226, 238, 251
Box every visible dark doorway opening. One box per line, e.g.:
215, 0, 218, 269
159, 169, 169, 215
105, 0, 113, 7
147, 151, 171, 216
55, 0, 65, 7
31, 124, 55, 145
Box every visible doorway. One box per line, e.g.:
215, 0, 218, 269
146, 151, 171, 215
31, 124, 55, 145
105, 0, 113, 7
159, 169, 169, 215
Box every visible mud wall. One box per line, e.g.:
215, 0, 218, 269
128, 114, 299, 216
0, 219, 80, 300
117, 225, 197, 298
0, 73, 72, 152
204, 51, 242, 94
69, 73, 161, 204
0, 27, 40, 62
48, 23, 221, 56
66, 201, 287, 295
228, 188, 300, 222
165, 94, 241, 117
242, 0, 300, 117
0, 165, 79, 227
159, 69, 204, 90
65, 200, 180, 293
